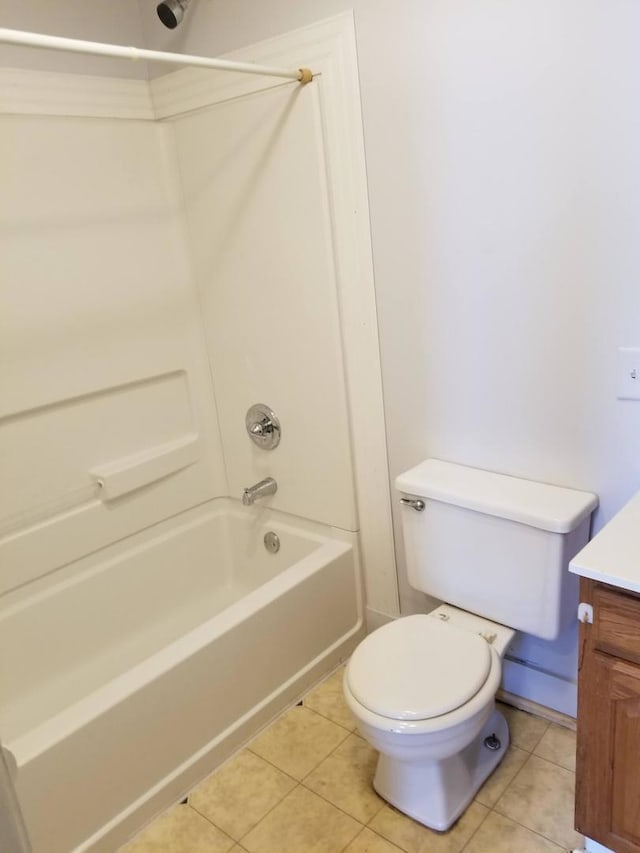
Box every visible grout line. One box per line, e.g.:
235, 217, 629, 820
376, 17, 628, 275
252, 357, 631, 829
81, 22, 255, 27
530, 751, 577, 774
301, 690, 358, 734
357, 825, 406, 853
186, 753, 298, 844
236, 782, 304, 845
336, 824, 368, 853
238, 781, 366, 848
234, 706, 360, 839
244, 744, 302, 782
303, 703, 357, 733
491, 751, 580, 850
461, 806, 569, 852
523, 750, 577, 777
241, 707, 380, 830
187, 802, 238, 844
299, 776, 382, 830
491, 750, 536, 812
299, 719, 354, 781
500, 726, 550, 755
531, 731, 577, 774
459, 803, 493, 851
485, 806, 568, 850
246, 724, 351, 781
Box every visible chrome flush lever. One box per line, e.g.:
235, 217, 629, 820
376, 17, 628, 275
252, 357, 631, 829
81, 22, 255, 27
400, 498, 425, 512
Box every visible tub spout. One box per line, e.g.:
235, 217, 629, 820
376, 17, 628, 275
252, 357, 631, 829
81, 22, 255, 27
242, 477, 277, 506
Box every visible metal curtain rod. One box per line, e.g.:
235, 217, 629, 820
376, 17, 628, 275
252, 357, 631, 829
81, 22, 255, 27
0, 27, 314, 84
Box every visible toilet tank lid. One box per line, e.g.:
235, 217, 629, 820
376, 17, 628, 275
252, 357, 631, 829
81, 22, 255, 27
395, 459, 598, 534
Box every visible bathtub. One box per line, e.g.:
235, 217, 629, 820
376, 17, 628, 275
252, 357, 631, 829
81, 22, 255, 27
0, 499, 364, 852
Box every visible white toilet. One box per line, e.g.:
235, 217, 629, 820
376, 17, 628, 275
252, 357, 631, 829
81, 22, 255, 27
344, 459, 597, 832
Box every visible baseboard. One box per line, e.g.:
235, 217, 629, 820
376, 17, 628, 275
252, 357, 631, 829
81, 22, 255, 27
497, 689, 576, 729
501, 657, 577, 718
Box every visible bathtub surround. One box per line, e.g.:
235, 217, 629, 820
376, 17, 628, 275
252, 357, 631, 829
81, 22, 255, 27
1, 14, 393, 852
0, 112, 226, 593
0, 12, 395, 608
150, 16, 397, 618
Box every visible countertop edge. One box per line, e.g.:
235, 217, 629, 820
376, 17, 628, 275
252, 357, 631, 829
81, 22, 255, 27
568, 490, 640, 595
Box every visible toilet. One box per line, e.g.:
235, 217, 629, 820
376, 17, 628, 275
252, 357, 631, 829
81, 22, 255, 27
344, 459, 597, 832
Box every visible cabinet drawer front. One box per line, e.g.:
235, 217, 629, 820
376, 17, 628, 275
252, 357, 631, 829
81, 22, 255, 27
593, 586, 640, 665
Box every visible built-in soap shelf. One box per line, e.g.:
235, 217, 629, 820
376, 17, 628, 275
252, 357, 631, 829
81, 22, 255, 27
0, 434, 201, 542
91, 434, 200, 501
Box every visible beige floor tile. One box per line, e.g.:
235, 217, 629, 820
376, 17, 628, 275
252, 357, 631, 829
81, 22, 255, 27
462, 811, 564, 852
304, 732, 385, 823
121, 803, 234, 852
345, 826, 405, 852
475, 745, 529, 807
533, 723, 577, 772
248, 705, 350, 780
495, 754, 582, 849
241, 785, 362, 853
369, 801, 489, 853
304, 665, 358, 731
498, 703, 550, 752
189, 750, 296, 840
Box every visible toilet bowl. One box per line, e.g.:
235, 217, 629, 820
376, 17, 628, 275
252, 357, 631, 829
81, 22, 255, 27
344, 606, 514, 830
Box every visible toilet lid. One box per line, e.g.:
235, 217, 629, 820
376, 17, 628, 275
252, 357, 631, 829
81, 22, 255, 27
347, 615, 492, 721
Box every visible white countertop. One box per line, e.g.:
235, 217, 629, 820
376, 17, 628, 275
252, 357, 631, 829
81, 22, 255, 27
569, 490, 640, 593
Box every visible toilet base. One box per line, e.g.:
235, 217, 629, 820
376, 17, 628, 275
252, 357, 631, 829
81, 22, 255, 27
372, 709, 509, 832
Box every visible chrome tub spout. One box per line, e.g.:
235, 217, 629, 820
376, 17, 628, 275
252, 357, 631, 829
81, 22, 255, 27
242, 477, 277, 506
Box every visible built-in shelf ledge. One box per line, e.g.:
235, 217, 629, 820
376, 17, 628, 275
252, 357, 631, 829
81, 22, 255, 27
91, 434, 200, 501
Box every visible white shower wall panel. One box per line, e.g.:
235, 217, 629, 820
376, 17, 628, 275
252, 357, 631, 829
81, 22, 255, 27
0, 113, 227, 592
169, 82, 357, 531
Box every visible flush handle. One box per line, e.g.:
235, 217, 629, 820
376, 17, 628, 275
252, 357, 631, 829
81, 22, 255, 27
400, 498, 425, 512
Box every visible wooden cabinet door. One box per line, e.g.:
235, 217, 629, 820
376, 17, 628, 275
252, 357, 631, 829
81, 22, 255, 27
576, 579, 640, 853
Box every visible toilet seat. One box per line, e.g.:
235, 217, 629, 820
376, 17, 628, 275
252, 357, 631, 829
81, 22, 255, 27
344, 644, 502, 738
346, 615, 492, 722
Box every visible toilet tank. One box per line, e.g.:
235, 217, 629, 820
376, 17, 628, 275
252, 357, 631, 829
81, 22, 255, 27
396, 460, 598, 640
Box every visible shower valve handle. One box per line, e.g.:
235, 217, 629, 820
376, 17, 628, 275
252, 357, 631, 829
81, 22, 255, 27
245, 404, 281, 450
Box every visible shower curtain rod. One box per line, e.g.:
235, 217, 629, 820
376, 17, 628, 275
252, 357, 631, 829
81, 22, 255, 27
0, 27, 314, 84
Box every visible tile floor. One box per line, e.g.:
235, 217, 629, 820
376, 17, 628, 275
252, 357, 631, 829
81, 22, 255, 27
122, 665, 582, 853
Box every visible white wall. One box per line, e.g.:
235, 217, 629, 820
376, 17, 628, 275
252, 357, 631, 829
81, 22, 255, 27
139, 0, 640, 692
0, 0, 149, 78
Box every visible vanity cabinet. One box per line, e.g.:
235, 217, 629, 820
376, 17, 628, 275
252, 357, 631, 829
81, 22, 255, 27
575, 577, 640, 853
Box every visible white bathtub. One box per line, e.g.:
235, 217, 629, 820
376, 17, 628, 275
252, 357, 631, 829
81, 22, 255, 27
0, 500, 364, 852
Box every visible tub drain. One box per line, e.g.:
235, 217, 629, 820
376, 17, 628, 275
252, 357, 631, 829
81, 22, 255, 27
264, 531, 280, 553
484, 733, 501, 751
